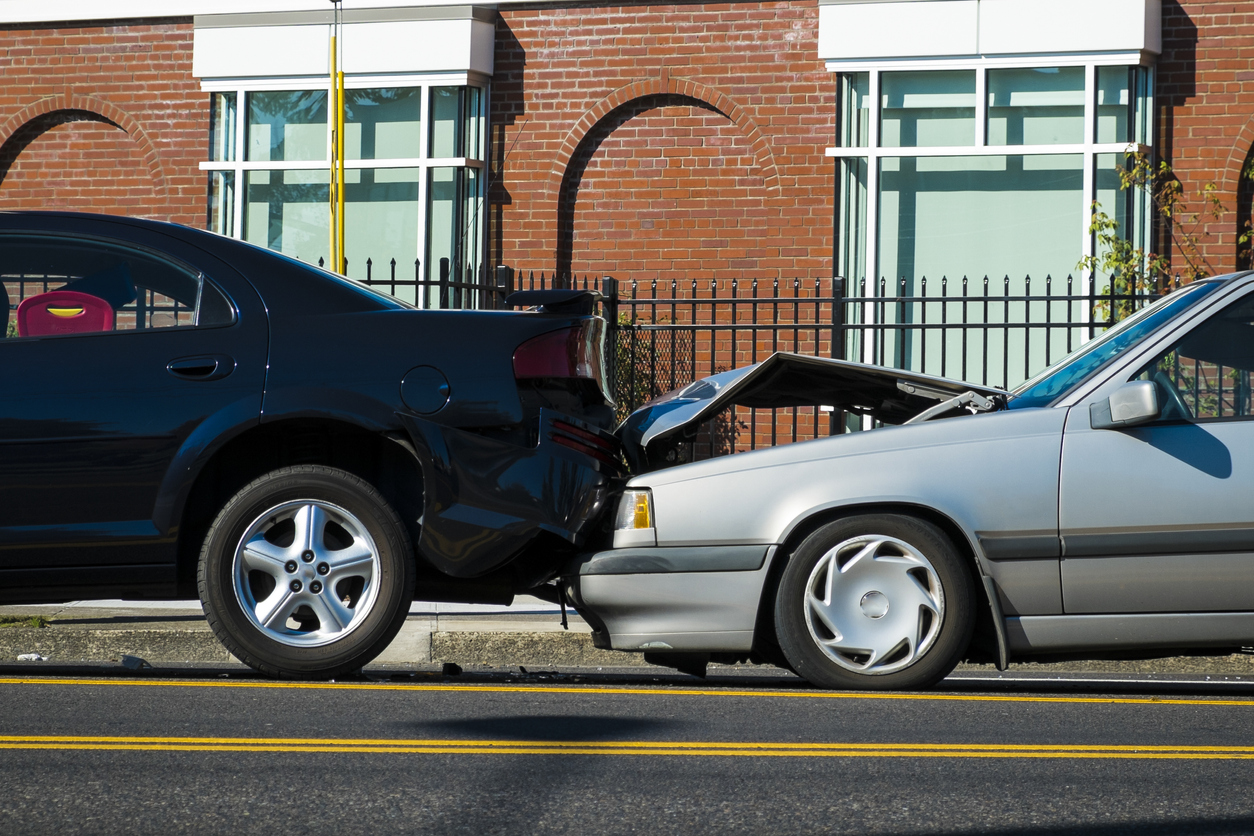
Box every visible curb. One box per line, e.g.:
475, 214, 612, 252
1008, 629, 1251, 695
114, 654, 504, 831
4, 621, 1254, 676
0, 621, 648, 668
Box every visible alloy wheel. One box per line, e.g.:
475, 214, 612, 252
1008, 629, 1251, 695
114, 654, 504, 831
232, 500, 382, 648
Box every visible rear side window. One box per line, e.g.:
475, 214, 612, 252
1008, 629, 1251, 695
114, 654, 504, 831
2, 234, 234, 340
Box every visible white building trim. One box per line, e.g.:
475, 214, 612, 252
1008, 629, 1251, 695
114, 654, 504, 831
818, 0, 1162, 63
192, 17, 495, 78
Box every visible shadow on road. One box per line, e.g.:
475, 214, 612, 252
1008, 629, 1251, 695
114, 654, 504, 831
412, 713, 681, 741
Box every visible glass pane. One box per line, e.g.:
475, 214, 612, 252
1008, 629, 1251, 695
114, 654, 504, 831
244, 169, 330, 267
465, 86, 484, 160
1134, 65, 1152, 146
210, 92, 236, 162
345, 88, 422, 161
1094, 152, 1147, 289
837, 73, 870, 148
430, 87, 463, 158
2, 237, 204, 339
343, 168, 420, 304
247, 90, 327, 162
208, 171, 234, 237
879, 154, 1083, 282
1096, 66, 1132, 144
880, 71, 975, 147
988, 67, 1084, 146
425, 167, 483, 308
836, 156, 868, 283
464, 166, 483, 281
877, 154, 1084, 384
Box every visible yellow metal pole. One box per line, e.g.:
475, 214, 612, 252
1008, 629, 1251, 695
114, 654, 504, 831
337, 66, 346, 274
328, 29, 338, 272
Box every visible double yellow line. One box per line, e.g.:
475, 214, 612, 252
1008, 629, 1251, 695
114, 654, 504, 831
2, 677, 1254, 708
3, 735, 1254, 760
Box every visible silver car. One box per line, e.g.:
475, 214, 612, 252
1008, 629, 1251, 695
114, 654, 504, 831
571, 273, 1254, 689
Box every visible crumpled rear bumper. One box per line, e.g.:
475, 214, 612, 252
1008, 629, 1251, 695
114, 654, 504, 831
399, 409, 618, 578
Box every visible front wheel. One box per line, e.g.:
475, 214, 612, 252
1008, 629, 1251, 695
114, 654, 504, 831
198, 465, 415, 678
774, 514, 974, 690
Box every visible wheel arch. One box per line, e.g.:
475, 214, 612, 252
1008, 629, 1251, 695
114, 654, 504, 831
173, 415, 423, 597
752, 500, 1006, 669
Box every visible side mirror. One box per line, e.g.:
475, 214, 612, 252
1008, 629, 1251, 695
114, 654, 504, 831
1090, 380, 1160, 430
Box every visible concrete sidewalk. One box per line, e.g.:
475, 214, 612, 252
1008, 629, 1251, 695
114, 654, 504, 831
0, 597, 645, 669
6, 598, 1254, 678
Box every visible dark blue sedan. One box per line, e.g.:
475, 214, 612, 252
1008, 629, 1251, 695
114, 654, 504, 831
1, 212, 620, 678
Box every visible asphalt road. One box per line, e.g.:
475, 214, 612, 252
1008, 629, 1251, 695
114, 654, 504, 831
3, 667, 1254, 835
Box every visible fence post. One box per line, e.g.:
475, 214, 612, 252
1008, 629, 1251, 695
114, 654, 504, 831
831, 275, 846, 435
438, 258, 450, 309
495, 265, 514, 310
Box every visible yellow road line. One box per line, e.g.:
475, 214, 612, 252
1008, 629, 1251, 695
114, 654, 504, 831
1, 735, 1252, 759
0, 677, 1251, 708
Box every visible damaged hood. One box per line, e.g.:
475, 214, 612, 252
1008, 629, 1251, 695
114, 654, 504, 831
619, 352, 1004, 470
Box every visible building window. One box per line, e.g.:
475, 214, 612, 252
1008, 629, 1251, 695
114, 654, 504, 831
830, 61, 1153, 378
203, 79, 486, 307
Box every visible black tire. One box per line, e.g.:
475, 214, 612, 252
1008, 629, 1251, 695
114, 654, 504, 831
774, 514, 974, 690
197, 465, 415, 679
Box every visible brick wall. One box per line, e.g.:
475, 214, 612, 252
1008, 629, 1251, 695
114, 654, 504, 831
1159, 1, 1254, 276
0, 20, 206, 227
491, 2, 835, 289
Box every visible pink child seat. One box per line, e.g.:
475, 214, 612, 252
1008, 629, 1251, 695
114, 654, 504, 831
16, 289, 114, 337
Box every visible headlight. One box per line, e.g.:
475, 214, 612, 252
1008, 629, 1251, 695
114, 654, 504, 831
615, 489, 653, 530
612, 488, 656, 548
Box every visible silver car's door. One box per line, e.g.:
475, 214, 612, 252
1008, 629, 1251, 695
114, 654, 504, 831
1059, 290, 1254, 613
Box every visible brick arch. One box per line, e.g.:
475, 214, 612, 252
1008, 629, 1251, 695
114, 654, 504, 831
555, 91, 779, 281
0, 94, 168, 198
1227, 116, 1254, 269
550, 76, 780, 198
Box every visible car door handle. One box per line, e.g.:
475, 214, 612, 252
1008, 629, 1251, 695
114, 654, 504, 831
167, 354, 235, 381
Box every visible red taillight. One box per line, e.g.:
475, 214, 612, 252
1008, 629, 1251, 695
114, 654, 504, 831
550, 419, 621, 467
512, 323, 604, 383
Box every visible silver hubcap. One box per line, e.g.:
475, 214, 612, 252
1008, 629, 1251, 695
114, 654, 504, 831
232, 500, 381, 648
803, 534, 944, 675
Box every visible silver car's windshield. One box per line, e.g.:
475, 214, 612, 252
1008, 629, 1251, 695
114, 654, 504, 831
1008, 280, 1225, 409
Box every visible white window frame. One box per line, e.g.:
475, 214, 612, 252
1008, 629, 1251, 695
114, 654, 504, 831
826, 53, 1155, 365
199, 72, 488, 293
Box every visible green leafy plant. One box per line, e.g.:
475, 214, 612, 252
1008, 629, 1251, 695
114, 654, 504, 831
1079, 152, 1236, 320
0, 615, 50, 628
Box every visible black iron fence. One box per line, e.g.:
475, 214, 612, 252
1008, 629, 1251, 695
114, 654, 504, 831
326, 257, 514, 310
839, 274, 1155, 391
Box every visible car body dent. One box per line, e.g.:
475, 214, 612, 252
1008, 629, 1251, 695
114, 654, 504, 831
401, 409, 616, 578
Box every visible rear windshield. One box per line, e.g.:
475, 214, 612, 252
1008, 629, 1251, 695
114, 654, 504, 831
257, 248, 416, 310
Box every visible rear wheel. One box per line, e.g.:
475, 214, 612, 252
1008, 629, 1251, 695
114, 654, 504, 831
198, 465, 415, 678
774, 514, 974, 690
